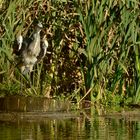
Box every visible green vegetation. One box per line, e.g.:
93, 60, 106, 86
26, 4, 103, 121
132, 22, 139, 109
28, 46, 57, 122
0, 0, 140, 105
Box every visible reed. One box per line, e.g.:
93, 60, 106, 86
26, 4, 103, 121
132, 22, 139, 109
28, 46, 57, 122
76, 0, 140, 104
0, 0, 140, 104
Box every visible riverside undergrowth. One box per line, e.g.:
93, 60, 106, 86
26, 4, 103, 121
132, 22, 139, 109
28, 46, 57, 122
0, 0, 140, 105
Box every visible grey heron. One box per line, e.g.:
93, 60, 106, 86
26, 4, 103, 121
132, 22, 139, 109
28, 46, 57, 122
14, 22, 48, 92
20, 22, 43, 74
15, 22, 47, 74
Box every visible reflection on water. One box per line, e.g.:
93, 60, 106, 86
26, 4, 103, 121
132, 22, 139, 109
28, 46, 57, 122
0, 96, 140, 140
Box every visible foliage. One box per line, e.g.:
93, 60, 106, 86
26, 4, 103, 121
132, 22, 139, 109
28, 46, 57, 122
0, 0, 140, 104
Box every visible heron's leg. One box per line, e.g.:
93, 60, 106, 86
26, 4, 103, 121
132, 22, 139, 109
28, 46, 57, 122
20, 75, 23, 94
20, 66, 25, 94
27, 72, 32, 88
19, 66, 31, 94
23, 67, 32, 87
29, 64, 34, 86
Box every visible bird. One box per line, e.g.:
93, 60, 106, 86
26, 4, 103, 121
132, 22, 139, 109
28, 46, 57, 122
13, 22, 49, 94
16, 22, 43, 75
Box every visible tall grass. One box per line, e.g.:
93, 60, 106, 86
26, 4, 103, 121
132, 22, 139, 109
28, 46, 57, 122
0, 0, 140, 104
77, 0, 140, 104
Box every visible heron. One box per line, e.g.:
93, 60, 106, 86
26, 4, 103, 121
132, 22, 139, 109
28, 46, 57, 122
20, 22, 43, 74
15, 22, 47, 74
14, 22, 48, 92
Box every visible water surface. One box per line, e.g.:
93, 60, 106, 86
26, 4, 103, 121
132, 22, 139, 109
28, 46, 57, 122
0, 96, 140, 140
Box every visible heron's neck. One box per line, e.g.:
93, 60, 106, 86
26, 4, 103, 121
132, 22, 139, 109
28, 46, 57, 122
33, 30, 41, 39
36, 27, 41, 34
32, 29, 41, 52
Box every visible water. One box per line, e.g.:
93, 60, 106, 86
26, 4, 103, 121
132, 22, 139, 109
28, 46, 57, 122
0, 96, 140, 140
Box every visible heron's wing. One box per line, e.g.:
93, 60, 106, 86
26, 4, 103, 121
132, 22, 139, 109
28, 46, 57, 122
36, 41, 47, 63
12, 40, 20, 56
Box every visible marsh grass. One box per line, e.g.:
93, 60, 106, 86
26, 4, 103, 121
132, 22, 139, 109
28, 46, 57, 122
0, 0, 140, 104
77, 0, 140, 104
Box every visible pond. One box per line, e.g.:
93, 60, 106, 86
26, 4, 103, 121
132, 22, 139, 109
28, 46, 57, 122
0, 96, 140, 140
